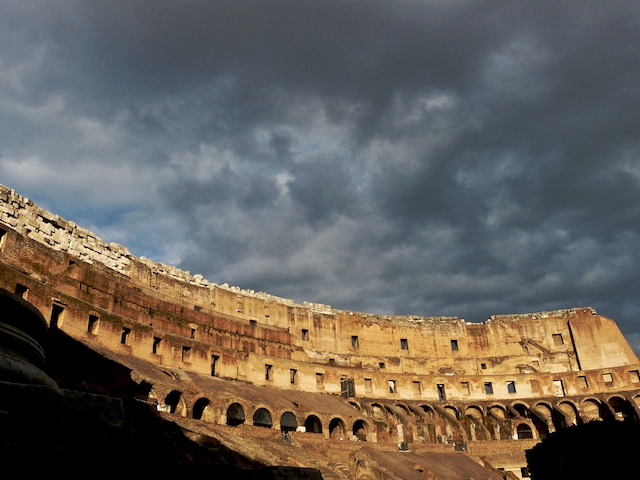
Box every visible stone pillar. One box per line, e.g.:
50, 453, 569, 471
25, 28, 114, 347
0, 288, 58, 388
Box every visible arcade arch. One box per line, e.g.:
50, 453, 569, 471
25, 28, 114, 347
329, 417, 346, 440
226, 402, 246, 426
370, 403, 387, 421
487, 405, 507, 420
280, 411, 298, 432
516, 423, 534, 440
192, 397, 215, 422
464, 405, 483, 421
353, 419, 370, 441
419, 405, 436, 419
253, 407, 274, 428
164, 390, 187, 417
512, 402, 531, 419
444, 405, 459, 419
305, 414, 323, 434
609, 396, 637, 422
557, 401, 579, 427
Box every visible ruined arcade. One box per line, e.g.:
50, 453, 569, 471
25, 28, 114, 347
1, 183, 639, 479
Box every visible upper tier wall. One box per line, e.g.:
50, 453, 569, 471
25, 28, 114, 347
1, 183, 638, 377
0, 183, 461, 323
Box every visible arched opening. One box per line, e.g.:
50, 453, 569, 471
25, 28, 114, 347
253, 407, 273, 428
581, 399, 603, 423
305, 415, 323, 434
193, 397, 215, 422
609, 396, 637, 422
531, 404, 554, 437
516, 423, 534, 440
487, 405, 510, 440
280, 411, 298, 433
464, 406, 485, 441
164, 390, 186, 417
488, 405, 507, 420
371, 404, 386, 421
395, 404, 412, 417
353, 419, 369, 441
444, 405, 459, 419
226, 402, 246, 427
512, 403, 531, 419
409, 405, 424, 418
557, 401, 579, 427
465, 406, 483, 421
420, 405, 435, 419
329, 417, 346, 440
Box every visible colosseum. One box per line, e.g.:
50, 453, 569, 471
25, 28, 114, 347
1, 182, 639, 479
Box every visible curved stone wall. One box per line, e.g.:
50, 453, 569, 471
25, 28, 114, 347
2, 182, 640, 474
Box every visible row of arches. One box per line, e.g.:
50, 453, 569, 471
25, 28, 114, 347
158, 390, 372, 441
225, 402, 371, 440
157, 387, 640, 446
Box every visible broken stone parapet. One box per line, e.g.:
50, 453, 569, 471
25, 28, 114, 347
0, 185, 134, 275
488, 307, 597, 324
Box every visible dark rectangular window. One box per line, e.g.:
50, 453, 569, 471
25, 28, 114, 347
437, 383, 446, 401
379, 362, 385, 369
50, 304, 65, 330
507, 381, 516, 393
211, 355, 220, 376
301, 329, 309, 340
121, 327, 131, 345
249, 319, 257, 326
152, 337, 162, 354
190, 328, 196, 339
265, 364, 273, 380
87, 314, 99, 335
400, 338, 408, 350
182, 346, 191, 362
341, 377, 355, 398
290, 368, 297, 384
450, 339, 459, 351
351, 335, 359, 347
484, 382, 494, 394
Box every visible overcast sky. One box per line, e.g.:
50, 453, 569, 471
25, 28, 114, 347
2, 1, 640, 354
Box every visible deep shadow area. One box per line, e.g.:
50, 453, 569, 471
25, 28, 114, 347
526, 421, 640, 479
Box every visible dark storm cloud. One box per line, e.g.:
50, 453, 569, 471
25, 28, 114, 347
2, 1, 640, 352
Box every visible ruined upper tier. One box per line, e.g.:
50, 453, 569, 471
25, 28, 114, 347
0, 183, 638, 401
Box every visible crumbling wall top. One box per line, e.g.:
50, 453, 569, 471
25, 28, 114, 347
487, 307, 597, 324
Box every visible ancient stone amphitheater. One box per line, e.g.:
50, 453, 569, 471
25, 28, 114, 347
1, 182, 639, 478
